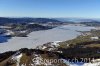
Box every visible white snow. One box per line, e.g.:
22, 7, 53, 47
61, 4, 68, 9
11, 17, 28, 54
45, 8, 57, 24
66, 61, 100, 66
32, 54, 43, 65
67, 59, 100, 66
51, 41, 61, 47
21, 64, 26, 66
91, 36, 99, 40
11, 52, 23, 66
42, 46, 47, 49
0, 25, 95, 53
36, 41, 61, 51
32, 54, 52, 66
83, 62, 100, 66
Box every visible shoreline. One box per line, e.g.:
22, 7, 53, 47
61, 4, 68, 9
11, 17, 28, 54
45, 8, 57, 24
0, 25, 95, 53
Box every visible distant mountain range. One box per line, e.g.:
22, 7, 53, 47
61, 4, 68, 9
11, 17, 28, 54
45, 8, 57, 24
53, 18, 100, 22
0, 17, 100, 24
0, 17, 61, 24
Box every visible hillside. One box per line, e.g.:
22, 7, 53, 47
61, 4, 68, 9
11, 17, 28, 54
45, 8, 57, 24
0, 21, 100, 65
0, 17, 61, 24
80, 22, 100, 26
0, 48, 67, 66
0, 30, 100, 66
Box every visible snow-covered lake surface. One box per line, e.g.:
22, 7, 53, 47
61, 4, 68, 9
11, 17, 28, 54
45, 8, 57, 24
0, 25, 95, 53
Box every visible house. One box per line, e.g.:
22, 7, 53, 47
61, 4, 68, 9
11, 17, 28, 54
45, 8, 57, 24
90, 37, 99, 40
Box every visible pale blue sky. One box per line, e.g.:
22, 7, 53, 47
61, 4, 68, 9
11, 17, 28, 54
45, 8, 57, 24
0, 0, 100, 18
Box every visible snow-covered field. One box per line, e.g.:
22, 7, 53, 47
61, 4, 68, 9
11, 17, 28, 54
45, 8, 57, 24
0, 25, 95, 53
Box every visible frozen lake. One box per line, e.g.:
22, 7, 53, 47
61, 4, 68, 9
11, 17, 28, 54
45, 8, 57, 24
0, 25, 95, 53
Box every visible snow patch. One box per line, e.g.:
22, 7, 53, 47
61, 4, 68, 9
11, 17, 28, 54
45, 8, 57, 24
36, 41, 61, 51
42, 46, 47, 49
51, 41, 61, 47
11, 52, 23, 66
32, 54, 51, 66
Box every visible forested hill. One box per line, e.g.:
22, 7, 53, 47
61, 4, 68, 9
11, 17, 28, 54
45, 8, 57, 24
0, 17, 61, 24
80, 22, 100, 26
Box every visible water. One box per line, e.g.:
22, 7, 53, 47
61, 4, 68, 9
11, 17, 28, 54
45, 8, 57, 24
0, 25, 95, 53
0, 36, 11, 43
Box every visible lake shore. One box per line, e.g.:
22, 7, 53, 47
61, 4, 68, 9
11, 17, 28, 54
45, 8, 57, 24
0, 25, 95, 53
